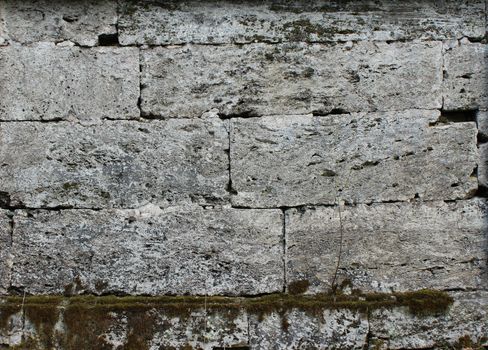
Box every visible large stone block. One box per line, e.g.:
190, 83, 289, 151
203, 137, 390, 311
0, 117, 228, 208
10, 206, 283, 295
0, 211, 11, 294
0, 44, 139, 121
0, 0, 116, 46
369, 292, 488, 349
141, 42, 442, 118
249, 309, 368, 349
286, 200, 487, 293
230, 110, 477, 207
119, 0, 485, 45
443, 41, 488, 111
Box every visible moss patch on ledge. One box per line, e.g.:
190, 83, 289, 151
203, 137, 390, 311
0, 289, 453, 349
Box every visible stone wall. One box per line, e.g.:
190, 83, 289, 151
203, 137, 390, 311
0, 1, 487, 349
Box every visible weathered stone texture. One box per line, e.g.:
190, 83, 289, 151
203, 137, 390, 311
10, 206, 283, 295
119, 0, 485, 45
141, 42, 442, 118
231, 110, 477, 208
249, 309, 368, 349
478, 110, 488, 140
286, 200, 487, 293
0, 44, 139, 121
0, 211, 11, 295
0, 0, 117, 46
0, 117, 228, 208
479, 142, 488, 189
369, 292, 488, 349
443, 41, 488, 111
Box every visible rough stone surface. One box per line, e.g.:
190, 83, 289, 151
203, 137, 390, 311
0, 117, 228, 208
0, 43, 139, 121
478, 110, 488, 140
443, 41, 488, 111
10, 206, 283, 295
231, 110, 477, 207
249, 309, 368, 349
0, 0, 117, 46
369, 292, 488, 349
0, 211, 11, 295
286, 200, 487, 293
119, 1, 485, 45
141, 42, 442, 118
479, 142, 488, 189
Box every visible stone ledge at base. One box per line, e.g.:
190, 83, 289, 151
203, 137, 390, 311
0, 291, 485, 350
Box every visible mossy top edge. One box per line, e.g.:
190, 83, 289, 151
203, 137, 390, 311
0, 289, 453, 317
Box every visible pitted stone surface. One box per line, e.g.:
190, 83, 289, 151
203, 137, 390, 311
286, 200, 487, 293
249, 309, 368, 349
141, 42, 442, 118
0, 117, 228, 208
443, 41, 488, 111
0, 44, 139, 121
478, 110, 488, 140
0, 211, 11, 295
11, 206, 283, 295
231, 110, 477, 207
1, 0, 116, 46
119, 1, 485, 45
479, 142, 488, 189
369, 292, 488, 349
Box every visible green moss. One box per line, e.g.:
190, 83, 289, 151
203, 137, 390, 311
287, 280, 310, 295
452, 335, 488, 350
62, 182, 79, 190
282, 19, 354, 42
0, 290, 453, 349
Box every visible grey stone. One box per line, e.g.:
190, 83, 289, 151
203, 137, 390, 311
369, 292, 488, 349
0, 117, 228, 208
478, 110, 488, 140
230, 110, 477, 208
0, 43, 139, 121
0, 211, 11, 295
11, 206, 283, 295
286, 200, 487, 293
443, 41, 488, 111
141, 42, 442, 118
1, 0, 117, 46
249, 309, 368, 349
147, 311, 249, 349
119, 0, 485, 45
479, 142, 488, 188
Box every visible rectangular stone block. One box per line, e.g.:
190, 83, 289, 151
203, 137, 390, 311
11, 206, 283, 295
230, 110, 477, 207
0, 211, 11, 294
0, 117, 229, 208
119, 0, 485, 45
1, 0, 117, 46
141, 42, 442, 118
286, 200, 487, 293
0, 44, 139, 121
249, 309, 368, 349
369, 292, 488, 349
443, 41, 488, 111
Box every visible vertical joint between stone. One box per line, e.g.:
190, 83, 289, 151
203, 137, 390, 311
282, 208, 287, 293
